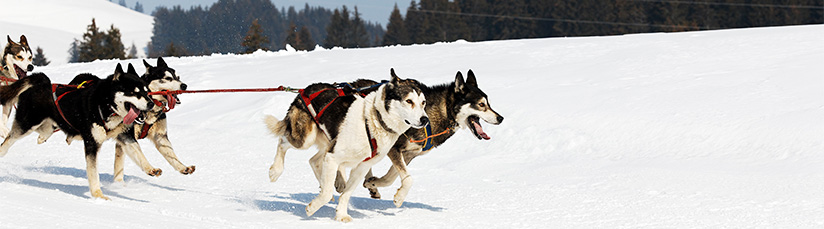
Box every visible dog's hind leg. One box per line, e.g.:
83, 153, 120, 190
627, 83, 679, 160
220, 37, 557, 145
34, 118, 57, 144
114, 142, 127, 182
147, 121, 195, 175
269, 138, 292, 182
0, 104, 12, 138
0, 120, 36, 157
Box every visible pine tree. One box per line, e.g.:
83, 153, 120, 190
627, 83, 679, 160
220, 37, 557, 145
241, 19, 270, 53
284, 23, 299, 49
118, 0, 127, 7
350, 7, 370, 47
76, 19, 126, 62
297, 26, 316, 51
127, 43, 138, 59
324, 8, 347, 48
134, 1, 144, 13
32, 47, 50, 66
164, 42, 187, 57
67, 39, 80, 63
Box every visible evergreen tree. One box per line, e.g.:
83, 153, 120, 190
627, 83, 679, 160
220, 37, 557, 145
350, 7, 370, 47
297, 26, 316, 51
134, 1, 144, 13
32, 47, 50, 66
241, 19, 270, 53
67, 39, 80, 63
324, 8, 347, 48
164, 42, 187, 57
118, 0, 127, 7
76, 19, 126, 62
127, 43, 138, 59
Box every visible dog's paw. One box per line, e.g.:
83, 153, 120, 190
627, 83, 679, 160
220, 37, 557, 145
335, 214, 353, 223
306, 202, 321, 217
335, 180, 346, 194
0, 126, 9, 138
37, 135, 48, 144
180, 165, 195, 175
147, 168, 163, 177
91, 190, 111, 200
368, 188, 382, 199
269, 163, 284, 182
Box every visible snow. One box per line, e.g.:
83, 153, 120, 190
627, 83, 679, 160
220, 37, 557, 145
1, 25, 823, 227
0, 0, 153, 63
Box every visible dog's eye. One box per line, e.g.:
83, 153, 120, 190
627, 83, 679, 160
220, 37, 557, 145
16, 55, 22, 59
422, 100, 426, 106
478, 103, 486, 108
406, 99, 413, 105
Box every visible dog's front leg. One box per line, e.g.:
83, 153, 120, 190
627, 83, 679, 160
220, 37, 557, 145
334, 159, 378, 223
0, 104, 12, 138
117, 133, 162, 178
83, 136, 109, 200
306, 152, 339, 218
389, 149, 415, 207
147, 120, 194, 175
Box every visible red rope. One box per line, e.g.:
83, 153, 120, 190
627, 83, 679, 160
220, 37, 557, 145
147, 86, 297, 96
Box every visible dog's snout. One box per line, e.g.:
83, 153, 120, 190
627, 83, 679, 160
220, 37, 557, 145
180, 83, 188, 90
420, 116, 429, 126
496, 116, 504, 124
26, 65, 34, 71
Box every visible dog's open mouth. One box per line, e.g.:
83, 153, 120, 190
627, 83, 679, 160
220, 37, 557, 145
13, 64, 26, 79
467, 116, 490, 140
122, 102, 145, 125
159, 90, 181, 109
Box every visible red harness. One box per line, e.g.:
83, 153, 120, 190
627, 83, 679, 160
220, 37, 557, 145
51, 80, 94, 131
297, 86, 378, 162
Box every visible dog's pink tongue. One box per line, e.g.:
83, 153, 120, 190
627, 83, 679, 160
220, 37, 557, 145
123, 107, 139, 125
166, 94, 176, 109
473, 121, 490, 140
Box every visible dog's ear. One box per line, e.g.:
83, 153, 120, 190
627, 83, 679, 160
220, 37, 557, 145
143, 59, 152, 70
465, 69, 477, 88
113, 63, 124, 81
127, 63, 138, 75
157, 56, 167, 68
454, 71, 465, 93
390, 68, 401, 86
19, 35, 28, 46
7, 35, 15, 45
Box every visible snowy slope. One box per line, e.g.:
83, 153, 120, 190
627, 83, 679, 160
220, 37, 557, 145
0, 0, 153, 63
1, 25, 823, 228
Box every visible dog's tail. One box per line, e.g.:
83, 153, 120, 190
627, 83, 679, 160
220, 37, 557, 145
264, 115, 287, 136
0, 73, 49, 105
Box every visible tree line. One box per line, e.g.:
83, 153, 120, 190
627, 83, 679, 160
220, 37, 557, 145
382, 0, 823, 45
57, 0, 822, 63
149, 0, 384, 57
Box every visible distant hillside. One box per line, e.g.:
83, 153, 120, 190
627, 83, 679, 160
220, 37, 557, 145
0, 0, 153, 64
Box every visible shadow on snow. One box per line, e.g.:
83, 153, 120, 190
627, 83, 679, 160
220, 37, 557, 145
253, 192, 445, 220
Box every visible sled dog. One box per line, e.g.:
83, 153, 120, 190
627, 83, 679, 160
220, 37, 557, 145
112, 57, 195, 182
0, 64, 154, 200
1, 35, 33, 82
264, 69, 428, 222
361, 70, 504, 206
1, 35, 35, 138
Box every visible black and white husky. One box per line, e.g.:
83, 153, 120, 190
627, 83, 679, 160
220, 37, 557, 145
361, 70, 504, 206
1, 35, 36, 138
112, 57, 195, 182
0, 63, 154, 200
1, 35, 34, 82
264, 69, 428, 222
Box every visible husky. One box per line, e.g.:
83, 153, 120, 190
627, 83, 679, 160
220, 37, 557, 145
1, 35, 33, 82
1, 35, 35, 138
264, 69, 428, 222
0, 63, 154, 200
359, 70, 504, 207
112, 57, 195, 182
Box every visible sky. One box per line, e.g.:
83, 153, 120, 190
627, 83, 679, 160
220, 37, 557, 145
129, 0, 406, 25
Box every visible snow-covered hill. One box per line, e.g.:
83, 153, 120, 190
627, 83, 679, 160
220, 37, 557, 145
0, 0, 153, 63
0, 25, 822, 227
